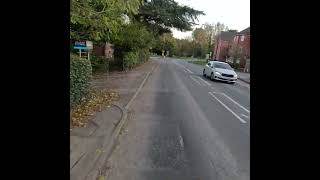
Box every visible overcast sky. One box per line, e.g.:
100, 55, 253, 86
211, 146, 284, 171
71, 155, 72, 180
172, 0, 250, 39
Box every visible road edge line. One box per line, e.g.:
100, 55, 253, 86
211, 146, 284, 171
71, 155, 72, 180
125, 65, 156, 109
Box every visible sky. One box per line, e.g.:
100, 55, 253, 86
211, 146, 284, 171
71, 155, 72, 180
172, 0, 250, 39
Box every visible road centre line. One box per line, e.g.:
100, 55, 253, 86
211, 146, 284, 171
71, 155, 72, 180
208, 92, 247, 124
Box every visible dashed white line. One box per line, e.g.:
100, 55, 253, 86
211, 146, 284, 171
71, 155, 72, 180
172, 61, 194, 74
173, 61, 185, 68
185, 68, 193, 73
196, 76, 211, 86
221, 93, 250, 113
178, 134, 184, 148
190, 76, 202, 85
208, 92, 247, 123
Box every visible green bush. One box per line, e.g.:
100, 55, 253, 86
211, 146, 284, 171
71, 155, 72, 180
90, 55, 109, 73
138, 48, 150, 63
123, 49, 150, 70
124, 51, 139, 70
231, 62, 240, 70
70, 53, 92, 108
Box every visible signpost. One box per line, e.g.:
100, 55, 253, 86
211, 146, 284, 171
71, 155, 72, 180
74, 40, 93, 60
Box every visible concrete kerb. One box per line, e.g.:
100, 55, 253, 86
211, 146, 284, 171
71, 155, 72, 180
70, 104, 124, 180
85, 64, 157, 180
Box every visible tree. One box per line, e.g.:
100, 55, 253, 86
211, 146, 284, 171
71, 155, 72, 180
192, 28, 209, 58
214, 22, 228, 36
112, 21, 154, 57
135, 0, 205, 35
229, 44, 244, 69
153, 33, 176, 56
202, 22, 229, 59
110, 21, 155, 69
192, 28, 208, 44
173, 38, 193, 57
70, 0, 143, 42
203, 23, 215, 57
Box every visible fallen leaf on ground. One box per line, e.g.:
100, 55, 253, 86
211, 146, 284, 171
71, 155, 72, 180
70, 89, 120, 128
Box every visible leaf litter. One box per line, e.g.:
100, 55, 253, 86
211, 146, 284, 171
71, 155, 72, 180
71, 88, 119, 128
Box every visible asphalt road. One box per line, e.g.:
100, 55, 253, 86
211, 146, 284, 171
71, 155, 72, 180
106, 57, 250, 180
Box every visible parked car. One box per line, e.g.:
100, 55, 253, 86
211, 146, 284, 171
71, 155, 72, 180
203, 61, 238, 84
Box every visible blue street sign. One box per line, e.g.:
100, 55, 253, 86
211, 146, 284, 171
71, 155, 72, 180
74, 46, 88, 50
75, 41, 86, 47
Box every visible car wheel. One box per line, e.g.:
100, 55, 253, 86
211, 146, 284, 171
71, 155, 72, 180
203, 69, 206, 77
210, 73, 215, 81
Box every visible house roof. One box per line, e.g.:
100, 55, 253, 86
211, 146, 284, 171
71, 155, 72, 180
219, 31, 238, 41
239, 27, 250, 35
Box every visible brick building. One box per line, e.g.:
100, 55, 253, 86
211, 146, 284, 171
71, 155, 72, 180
213, 30, 238, 61
93, 42, 114, 59
230, 27, 250, 71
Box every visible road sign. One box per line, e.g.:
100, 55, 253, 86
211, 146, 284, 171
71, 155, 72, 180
86, 41, 93, 50
74, 41, 86, 47
74, 40, 93, 60
74, 46, 88, 50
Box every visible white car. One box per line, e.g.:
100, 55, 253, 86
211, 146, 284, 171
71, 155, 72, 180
203, 61, 238, 84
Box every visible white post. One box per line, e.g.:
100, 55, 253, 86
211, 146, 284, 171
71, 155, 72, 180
88, 51, 90, 61
79, 49, 82, 58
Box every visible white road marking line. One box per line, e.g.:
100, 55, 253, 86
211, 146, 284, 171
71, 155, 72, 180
173, 61, 184, 68
185, 68, 193, 73
241, 114, 250, 118
220, 93, 250, 113
209, 159, 215, 169
208, 92, 247, 123
196, 76, 211, 86
125, 65, 156, 109
173, 60, 193, 74
178, 135, 184, 148
190, 76, 202, 85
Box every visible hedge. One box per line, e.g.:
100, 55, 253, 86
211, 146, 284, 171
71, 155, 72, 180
70, 54, 92, 108
90, 55, 109, 73
123, 49, 150, 70
124, 51, 139, 70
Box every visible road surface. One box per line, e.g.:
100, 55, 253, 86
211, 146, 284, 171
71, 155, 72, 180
106, 57, 250, 180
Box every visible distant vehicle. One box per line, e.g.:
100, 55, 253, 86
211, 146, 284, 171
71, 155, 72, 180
203, 61, 237, 84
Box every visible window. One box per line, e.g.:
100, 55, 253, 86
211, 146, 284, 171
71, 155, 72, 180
241, 35, 245, 41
